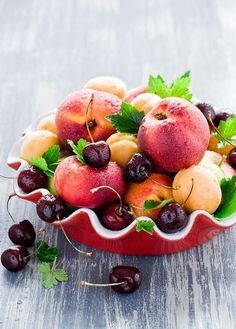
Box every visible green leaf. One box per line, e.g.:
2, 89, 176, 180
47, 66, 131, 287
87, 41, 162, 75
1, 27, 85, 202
39, 262, 50, 273
214, 176, 236, 219
106, 102, 145, 134
67, 139, 89, 164
41, 271, 58, 289
143, 199, 173, 211
53, 268, 68, 282
30, 145, 60, 177
136, 219, 155, 235
147, 71, 192, 101
215, 116, 236, 147
39, 262, 68, 289
36, 241, 60, 263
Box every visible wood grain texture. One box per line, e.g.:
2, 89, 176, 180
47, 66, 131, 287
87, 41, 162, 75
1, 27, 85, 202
0, 0, 235, 328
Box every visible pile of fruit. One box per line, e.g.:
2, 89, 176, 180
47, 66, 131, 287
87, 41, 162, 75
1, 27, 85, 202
1, 72, 236, 291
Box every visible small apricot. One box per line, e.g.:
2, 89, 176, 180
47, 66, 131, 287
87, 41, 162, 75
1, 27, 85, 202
84, 76, 127, 99
37, 114, 57, 134
20, 130, 59, 162
106, 133, 139, 169
208, 134, 234, 156
131, 93, 161, 114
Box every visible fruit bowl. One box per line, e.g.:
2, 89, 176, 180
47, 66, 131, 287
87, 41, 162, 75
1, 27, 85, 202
7, 110, 236, 255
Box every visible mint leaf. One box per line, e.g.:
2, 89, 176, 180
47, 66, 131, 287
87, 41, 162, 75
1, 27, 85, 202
215, 116, 236, 147
106, 102, 144, 134
148, 71, 192, 101
36, 241, 60, 263
136, 219, 155, 235
143, 199, 173, 211
30, 145, 60, 177
67, 139, 89, 164
214, 176, 236, 219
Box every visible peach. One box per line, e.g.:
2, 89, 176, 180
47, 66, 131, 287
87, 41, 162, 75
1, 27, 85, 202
20, 130, 58, 161
124, 173, 173, 220
138, 97, 210, 172
37, 114, 57, 134
124, 86, 147, 103
200, 150, 235, 178
84, 76, 127, 99
54, 156, 126, 208
173, 165, 222, 214
208, 134, 234, 156
106, 133, 139, 169
131, 93, 161, 114
55, 89, 120, 148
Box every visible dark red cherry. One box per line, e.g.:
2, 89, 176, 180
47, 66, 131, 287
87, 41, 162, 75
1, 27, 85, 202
8, 220, 36, 246
109, 266, 141, 293
228, 147, 236, 169
1, 245, 30, 272
100, 203, 134, 230
83, 141, 111, 168
156, 202, 188, 233
17, 167, 48, 193
213, 112, 233, 127
36, 194, 68, 223
125, 153, 153, 183
196, 102, 216, 124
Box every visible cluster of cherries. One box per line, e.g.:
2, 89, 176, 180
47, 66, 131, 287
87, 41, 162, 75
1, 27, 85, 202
196, 103, 236, 168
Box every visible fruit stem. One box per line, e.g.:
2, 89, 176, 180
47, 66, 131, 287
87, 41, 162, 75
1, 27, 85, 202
90, 186, 123, 215
208, 114, 235, 147
150, 178, 179, 190
0, 174, 16, 179
58, 220, 92, 256
182, 178, 194, 207
85, 94, 95, 143
80, 280, 127, 287
6, 193, 17, 223
217, 155, 227, 168
51, 257, 57, 271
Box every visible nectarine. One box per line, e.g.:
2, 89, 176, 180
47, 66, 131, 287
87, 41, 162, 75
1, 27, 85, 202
84, 76, 127, 99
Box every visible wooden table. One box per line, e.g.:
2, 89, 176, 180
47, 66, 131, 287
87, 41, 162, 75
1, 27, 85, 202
0, 1, 235, 328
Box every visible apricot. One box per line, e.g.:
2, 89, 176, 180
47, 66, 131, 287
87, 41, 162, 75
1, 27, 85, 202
20, 130, 58, 162
37, 114, 57, 134
208, 134, 234, 156
124, 173, 173, 220
84, 76, 127, 99
173, 165, 222, 214
131, 93, 161, 114
106, 133, 139, 169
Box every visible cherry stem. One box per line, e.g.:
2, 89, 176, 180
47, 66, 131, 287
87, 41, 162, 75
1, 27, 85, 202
85, 94, 95, 143
208, 114, 235, 147
182, 178, 194, 207
6, 193, 17, 223
80, 280, 127, 287
150, 178, 179, 190
24, 227, 47, 260
58, 219, 92, 256
90, 186, 123, 215
0, 174, 16, 179
51, 257, 57, 271
217, 155, 227, 167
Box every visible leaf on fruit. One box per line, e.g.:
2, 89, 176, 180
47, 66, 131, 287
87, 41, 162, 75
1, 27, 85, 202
143, 199, 173, 211
214, 175, 236, 219
136, 219, 155, 235
30, 145, 60, 177
36, 240, 60, 263
39, 262, 68, 289
214, 116, 236, 147
148, 70, 192, 101
106, 102, 145, 134
67, 139, 89, 164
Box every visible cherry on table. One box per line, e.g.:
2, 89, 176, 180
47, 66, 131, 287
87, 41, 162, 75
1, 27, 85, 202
125, 153, 153, 183
8, 220, 36, 247
83, 141, 111, 168
156, 202, 188, 233
36, 194, 68, 223
17, 167, 48, 193
100, 203, 134, 230
1, 245, 30, 272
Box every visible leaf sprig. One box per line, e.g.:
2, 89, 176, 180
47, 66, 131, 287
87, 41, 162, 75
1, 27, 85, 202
136, 219, 155, 235
30, 145, 60, 177
39, 261, 68, 289
214, 116, 236, 148
214, 175, 236, 219
67, 138, 89, 164
142, 199, 173, 211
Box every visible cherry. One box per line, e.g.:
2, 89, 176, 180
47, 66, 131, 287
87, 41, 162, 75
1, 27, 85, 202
196, 102, 216, 124
125, 153, 153, 183
80, 265, 141, 293
83, 141, 111, 168
213, 112, 233, 127
100, 203, 134, 230
1, 245, 30, 272
156, 202, 188, 233
228, 147, 236, 169
8, 220, 36, 247
17, 167, 48, 193
36, 194, 68, 223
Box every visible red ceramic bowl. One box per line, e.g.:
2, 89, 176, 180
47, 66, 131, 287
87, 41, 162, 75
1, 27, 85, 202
7, 108, 236, 255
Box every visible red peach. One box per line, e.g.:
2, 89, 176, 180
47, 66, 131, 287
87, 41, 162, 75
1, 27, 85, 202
55, 89, 120, 148
54, 156, 126, 208
138, 97, 210, 172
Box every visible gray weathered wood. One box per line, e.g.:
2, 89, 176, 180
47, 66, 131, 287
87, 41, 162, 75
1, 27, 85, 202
0, 0, 235, 328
